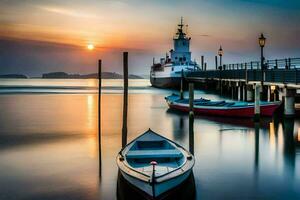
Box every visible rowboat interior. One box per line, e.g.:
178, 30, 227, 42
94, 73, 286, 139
126, 139, 185, 177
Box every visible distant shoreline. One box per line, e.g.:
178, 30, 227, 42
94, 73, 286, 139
0, 72, 146, 79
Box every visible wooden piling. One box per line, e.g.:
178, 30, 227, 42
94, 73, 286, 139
204, 63, 207, 71
189, 83, 194, 155
122, 52, 128, 148
284, 88, 296, 118
215, 56, 218, 70
254, 84, 260, 121
201, 56, 204, 71
98, 59, 102, 175
180, 69, 184, 100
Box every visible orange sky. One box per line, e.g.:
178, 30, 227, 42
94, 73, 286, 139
1, 0, 300, 76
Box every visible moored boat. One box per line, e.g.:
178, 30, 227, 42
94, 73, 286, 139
150, 18, 200, 89
165, 94, 281, 118
116, 129, 195, 199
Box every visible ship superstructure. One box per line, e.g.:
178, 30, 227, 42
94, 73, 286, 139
150, 18, 199, 88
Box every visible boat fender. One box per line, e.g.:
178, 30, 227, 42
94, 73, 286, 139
187, 155, 193, 160
119, 156, 124, 161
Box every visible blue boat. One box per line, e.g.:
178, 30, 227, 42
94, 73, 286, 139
116, 129, 195, 199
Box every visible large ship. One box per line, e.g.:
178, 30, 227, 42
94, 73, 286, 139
150, 18, 199, 88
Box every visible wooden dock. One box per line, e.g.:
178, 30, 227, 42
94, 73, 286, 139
185, 57, 300, 118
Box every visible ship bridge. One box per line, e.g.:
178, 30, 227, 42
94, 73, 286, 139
170, 18, 192, 65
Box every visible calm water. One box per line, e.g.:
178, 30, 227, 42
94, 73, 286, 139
0, 79, 299, 200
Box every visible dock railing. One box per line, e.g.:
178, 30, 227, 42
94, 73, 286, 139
186, 58, 300, 84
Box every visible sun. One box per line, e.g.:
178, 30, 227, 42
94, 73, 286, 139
87, 44, 94, 50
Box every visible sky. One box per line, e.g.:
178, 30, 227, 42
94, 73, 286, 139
0, 0, 300, 76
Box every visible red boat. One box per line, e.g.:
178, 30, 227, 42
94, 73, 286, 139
165, 94, 281, 118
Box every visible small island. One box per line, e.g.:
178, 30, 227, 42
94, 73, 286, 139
0, 74, 28, 78
42, 72, 144, 79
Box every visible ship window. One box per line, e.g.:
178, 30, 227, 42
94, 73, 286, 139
183, 57, 186, 61
179, 57, 183, 62
175, 57, 178, 60
183, 42, 185, 46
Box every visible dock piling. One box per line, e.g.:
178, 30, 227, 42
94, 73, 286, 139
215, 56, 218, 70
201, 56, 204, 71
254, 84, 261, 121
122, 52, 128, 148
246, 85, 254, 102
98, 59, 102, 175
284, 88, 296, 118
189, 83, 194, 155
180, 69, 184, 99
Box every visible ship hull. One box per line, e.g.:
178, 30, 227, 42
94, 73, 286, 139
169, 103, 280, 117
166, 99, 280, 118
150, 76, 182, 89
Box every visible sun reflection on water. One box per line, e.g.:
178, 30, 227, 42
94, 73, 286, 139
86, 95, 96, 131
269, 122, 276, 151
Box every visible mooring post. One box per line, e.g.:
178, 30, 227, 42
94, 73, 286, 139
98, 59, 102, 175
204, 63, 207, 71
284, 88, 296, 118
180, 69, 184, 100
122, 52, 128, 148
201, 56, 204, 71
267, 86, 271, 102
215, 56, 218, 70
189, 83, 194, 155
254, 84, 260, 121
246, 85, 254, 102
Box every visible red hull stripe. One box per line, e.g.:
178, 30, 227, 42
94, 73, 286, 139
169, 103, 280, 117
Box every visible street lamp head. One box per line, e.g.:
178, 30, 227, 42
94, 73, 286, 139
218, 46, 223, 56
259, 33, 266, 48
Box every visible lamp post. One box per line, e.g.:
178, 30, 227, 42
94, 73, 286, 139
218, 46, 223, 70
259, 34, 266, 86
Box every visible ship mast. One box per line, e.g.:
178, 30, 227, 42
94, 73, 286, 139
176, 17, 186, 39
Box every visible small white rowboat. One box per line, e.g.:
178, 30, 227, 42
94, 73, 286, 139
116, 129, 195, 199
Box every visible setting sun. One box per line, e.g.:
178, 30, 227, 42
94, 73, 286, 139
87, 44, 94, 50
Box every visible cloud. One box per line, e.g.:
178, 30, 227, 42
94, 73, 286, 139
194, 34, 211, 37
36, 5, 100, 19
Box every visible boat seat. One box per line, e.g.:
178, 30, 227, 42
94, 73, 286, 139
195, 101, 226, 106
126, 149, 182, 159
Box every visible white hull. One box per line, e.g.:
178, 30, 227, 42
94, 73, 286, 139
150, 65, 195, 79
116, 130, 195, 198
120, 168, 192, 198
150, 65, 196, 88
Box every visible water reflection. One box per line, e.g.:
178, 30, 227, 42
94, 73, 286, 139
167, 110, 187, 144
87, 94, 96, 131
254, 122, 260, 177
282, 118, 296, 179
117, 171, 196, 200
0, 90, 300, 199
